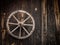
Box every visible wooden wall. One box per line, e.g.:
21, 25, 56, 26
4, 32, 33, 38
0, 0, 60, 45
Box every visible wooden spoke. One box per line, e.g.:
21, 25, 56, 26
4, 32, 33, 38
8, 22, 18, 25
23, 24, 33, 26
19, 27, 21, 38
13, 15, 20, 23
22, 26, 29, 34
11, 25, 19, 33
22, 16, 30, 23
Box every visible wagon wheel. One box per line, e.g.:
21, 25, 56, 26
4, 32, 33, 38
6, 10, 35, 39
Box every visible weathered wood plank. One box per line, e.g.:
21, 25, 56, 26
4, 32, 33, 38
41, 0, 47, 45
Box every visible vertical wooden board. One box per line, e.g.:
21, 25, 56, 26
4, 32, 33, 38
47, 0, 57, 45
54, 0, 60, 45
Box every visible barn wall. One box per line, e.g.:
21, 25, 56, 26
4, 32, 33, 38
0, 0, 60, 45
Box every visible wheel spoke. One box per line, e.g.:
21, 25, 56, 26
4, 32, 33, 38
23, 24, 33, 26
22, 26, 29, 34
23, 16, 30, 23
13, 15, 20, 23
11, 25, 19, 33
19, 27, 21, 37
8, 22, 18, 25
